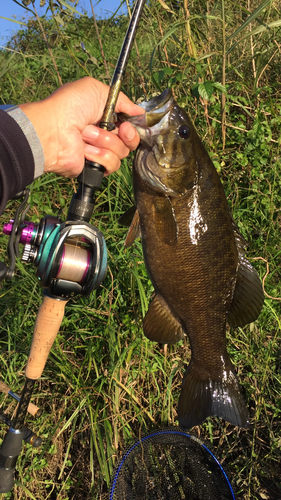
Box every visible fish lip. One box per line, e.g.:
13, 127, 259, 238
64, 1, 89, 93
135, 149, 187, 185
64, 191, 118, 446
121, 89, 174, 147
138, 88, 172, 112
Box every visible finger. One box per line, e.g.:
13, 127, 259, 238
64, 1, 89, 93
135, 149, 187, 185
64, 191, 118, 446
82, 125, 130, 159
83, 144, 122, 176
118, 122, 140, 151
115, 90, 145, 116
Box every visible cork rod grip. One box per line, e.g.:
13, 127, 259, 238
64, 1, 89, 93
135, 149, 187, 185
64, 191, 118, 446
25, 295, 68, 380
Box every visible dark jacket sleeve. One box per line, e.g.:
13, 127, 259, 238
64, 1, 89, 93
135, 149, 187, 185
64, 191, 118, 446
0, 109, 35, 215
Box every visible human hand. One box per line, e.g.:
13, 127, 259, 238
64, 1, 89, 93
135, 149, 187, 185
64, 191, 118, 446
19, 77, 144, 177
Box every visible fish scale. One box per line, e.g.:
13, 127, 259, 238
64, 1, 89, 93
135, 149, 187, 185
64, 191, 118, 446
140, 190, 231, 368
120, 89, 264, 429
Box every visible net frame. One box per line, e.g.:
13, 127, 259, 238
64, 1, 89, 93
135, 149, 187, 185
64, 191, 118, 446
109, 427, 236, 500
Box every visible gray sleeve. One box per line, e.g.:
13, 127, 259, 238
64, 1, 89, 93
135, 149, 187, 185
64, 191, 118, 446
3, 105, 45, 179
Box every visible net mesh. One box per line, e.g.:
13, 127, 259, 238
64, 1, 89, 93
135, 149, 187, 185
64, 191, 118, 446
109, 428, 235, 500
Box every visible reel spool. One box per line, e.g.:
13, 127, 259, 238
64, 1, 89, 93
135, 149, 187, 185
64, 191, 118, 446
109, 427, 235, 500
56, 242, 90, 283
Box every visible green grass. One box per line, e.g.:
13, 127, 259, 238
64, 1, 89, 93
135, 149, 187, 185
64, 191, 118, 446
0, 1, 281, 499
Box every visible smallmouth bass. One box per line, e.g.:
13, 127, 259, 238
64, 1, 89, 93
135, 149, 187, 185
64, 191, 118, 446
120, 89, 264, 429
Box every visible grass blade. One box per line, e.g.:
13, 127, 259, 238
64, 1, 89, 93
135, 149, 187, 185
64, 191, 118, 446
227, 0, 272, 42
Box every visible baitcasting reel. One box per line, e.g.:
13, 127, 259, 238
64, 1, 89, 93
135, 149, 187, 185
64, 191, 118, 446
0, 189, 107, 298
0, 180, 108, 492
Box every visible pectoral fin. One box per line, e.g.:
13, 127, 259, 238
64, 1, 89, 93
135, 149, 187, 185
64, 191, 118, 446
121, 209, 141, 248
118, 205, 137, 227
143, 294, 184, 344
153, 197, 178, 246
227, 255, 264, 327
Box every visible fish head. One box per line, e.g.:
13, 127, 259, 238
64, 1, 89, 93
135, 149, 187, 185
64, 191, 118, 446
123, 89, 202, 195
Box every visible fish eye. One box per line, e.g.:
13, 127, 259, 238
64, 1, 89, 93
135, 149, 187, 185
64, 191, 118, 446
178, 124, 190, 139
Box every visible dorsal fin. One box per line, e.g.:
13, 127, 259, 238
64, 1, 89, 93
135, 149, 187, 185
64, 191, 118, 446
227, 255, 264, 327
227, 218, 264, 327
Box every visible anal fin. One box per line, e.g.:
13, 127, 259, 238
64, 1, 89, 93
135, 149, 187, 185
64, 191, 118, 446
143, 294, 184, 344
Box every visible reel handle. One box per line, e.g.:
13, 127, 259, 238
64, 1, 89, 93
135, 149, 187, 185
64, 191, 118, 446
25, 293, 68, 380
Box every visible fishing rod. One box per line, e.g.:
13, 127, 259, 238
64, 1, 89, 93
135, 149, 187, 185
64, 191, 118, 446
0, 0, 146, 492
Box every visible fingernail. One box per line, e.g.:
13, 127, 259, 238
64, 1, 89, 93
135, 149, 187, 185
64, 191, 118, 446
89, 127, 99, 138
124, 126, 136, 141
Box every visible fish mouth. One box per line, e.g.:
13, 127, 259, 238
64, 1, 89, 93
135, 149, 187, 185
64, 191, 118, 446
121, 89, 181, 195
139, 88, 172, 113
120, 89, 174, 146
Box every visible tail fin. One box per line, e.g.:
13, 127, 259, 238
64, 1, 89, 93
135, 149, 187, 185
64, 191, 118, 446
178, 364, 249, 429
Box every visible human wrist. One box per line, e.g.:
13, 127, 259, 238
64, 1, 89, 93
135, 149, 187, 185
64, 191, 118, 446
18, 101, 58, 174
5, 104, 45, 179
